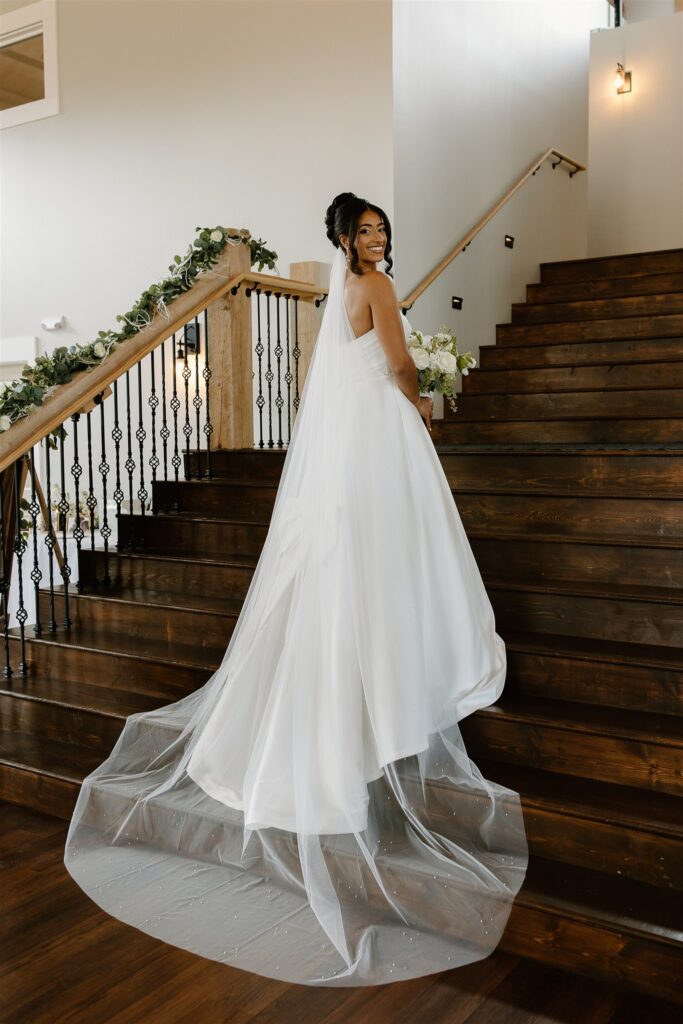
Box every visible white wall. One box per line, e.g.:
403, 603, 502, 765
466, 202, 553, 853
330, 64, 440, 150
587, 11, 683, 256
392, 0, 606, 369
0, 0, 393, 354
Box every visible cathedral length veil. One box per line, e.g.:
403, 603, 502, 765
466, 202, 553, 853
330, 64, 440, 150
63, 244, 528, 986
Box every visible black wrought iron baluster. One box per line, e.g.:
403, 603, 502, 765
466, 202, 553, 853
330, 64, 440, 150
148, 350, 159, 495
136, 361, 148, 516
265, 291, 274, 448
112, 381, 124, 521
43, 436, 57, 631
28, 448, 42, 636
274, 295, 284, 448
193, 315, 202, 480
170, 332, 181, 489
99, 402, 111, 586
202, 308, 212, 479
182, 331, 192, 480
254, 289, 265, 448
0, 477, 11, 676
57, 425, 72, 628
285, 294, 293, 441
13, 459, 27, 674
85, 411, 97, 551
70, 414, 84, 588
125, 371, 135, 514
293, 296, 302, 415
160, 340, 170, 480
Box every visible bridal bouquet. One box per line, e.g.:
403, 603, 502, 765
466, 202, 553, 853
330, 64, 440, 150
407, 325, 476, 413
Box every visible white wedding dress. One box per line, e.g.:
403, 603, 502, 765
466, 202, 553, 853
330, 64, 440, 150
64, 246, 528, 987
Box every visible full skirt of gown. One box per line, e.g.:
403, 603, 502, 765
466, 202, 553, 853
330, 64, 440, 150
63, 313, 528, 987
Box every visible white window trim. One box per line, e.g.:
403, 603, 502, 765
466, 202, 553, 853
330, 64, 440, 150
0, 0, 59, 130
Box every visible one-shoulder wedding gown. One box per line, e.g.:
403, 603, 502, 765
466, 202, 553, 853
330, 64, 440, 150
64, 245, 528, 987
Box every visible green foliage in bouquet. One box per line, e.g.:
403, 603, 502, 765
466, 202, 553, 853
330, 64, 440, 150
407, 325, 476, 412
0, 228, 278, 435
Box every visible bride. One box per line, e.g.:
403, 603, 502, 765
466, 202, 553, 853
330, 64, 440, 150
63, 192, 528, 987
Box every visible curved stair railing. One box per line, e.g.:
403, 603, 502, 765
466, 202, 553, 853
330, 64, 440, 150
0, 231, 330, 678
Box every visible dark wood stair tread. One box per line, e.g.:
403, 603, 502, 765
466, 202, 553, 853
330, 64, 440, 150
488, 577, 683, 605
502, 629, 683, 673
0, 674, 163, 720
478, 761, 683, 838
9, 627, 223, 672
68, 585, 245, 617
477, 696, 682, 747
511, 857, 682, 946
0, 729, 106, 784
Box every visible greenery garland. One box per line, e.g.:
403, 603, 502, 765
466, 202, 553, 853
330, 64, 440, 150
0, 227, 278, 435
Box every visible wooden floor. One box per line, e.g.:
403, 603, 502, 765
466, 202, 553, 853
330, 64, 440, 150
1, 801, 678, 1024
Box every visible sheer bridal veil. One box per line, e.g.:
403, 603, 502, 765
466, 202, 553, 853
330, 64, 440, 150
63, 244, 528, 986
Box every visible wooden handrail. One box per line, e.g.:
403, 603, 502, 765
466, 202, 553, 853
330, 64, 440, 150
399, 147, 586, 310
0, 248, 328, 475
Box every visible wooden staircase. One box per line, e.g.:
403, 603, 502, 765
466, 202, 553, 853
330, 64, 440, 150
2, 247, 683, 1002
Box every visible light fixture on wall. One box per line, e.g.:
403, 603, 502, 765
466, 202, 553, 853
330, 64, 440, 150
615, 62, 632, 94
504, 235, 514, 249
176, 322, 200, 360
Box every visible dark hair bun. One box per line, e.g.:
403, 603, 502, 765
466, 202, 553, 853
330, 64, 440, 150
325, 192, 358, 247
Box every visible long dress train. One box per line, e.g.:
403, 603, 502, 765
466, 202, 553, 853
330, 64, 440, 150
63, 244, 528, 986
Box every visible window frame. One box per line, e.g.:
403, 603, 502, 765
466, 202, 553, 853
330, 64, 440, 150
0, 0, 59, 130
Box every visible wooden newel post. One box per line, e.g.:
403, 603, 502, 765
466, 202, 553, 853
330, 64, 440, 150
288, 260, 329, 390
207, 232, 253, 449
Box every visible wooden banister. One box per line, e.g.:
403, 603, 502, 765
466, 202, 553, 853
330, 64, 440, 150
0, 241, 328, 474
399, 147, 586, 310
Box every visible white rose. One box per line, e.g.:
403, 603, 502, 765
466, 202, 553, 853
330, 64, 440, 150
93, 341, 106, 358
428, 352, 439, 369
0, 415, 11, 431
462, 367, 469, 376
437, 350, 458, 373
210, 229, 224, 243
411, 347, 430, 370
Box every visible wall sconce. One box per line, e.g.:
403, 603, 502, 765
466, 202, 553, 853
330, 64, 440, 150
615, 62, 632, 94
176, 322, 200, 360
504, 235, 515, 249
451, 296, 463, 310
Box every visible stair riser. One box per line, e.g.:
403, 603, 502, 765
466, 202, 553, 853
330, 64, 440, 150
405, 776, 679, 890
463, 362, 683, 396
506, 648, 682, 718
434, 453, 683, 499
117, 515, 269, 558
41, 593, 238, 652
0, 692, 121, 751
0, 764, 78, 820
14, 637, 212, 700
183, 449, 286, 482
462, 717, 682, 795
528, 272, 683, 303
540, 249, 683, 284
433, 419, 683, 444
500, 902, 681, 1004
472, 536, 683, 590
496, 314, 683, 348
492, 588, 683, 649
458, 493, 683, 545
452, 389, 683, 422
479, 335, 683, 371
79, 550, 255, 600
512, 294, 683, 325
152, 480, 275, 519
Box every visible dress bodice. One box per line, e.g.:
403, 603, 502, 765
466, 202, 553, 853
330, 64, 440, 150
345, 312, 413, 383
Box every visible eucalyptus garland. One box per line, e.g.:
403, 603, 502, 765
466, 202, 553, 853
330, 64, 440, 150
0, 227, 278, 435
